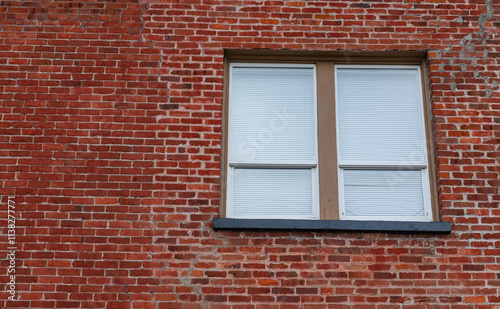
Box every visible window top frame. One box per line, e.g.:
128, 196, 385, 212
224, 49, 428, 63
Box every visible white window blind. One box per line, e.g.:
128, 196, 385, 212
231, 168, 314, 218
336, 66, 432, 221
342, 170, 425, 218
227, 64, 318, 219
229, 66, 317, 162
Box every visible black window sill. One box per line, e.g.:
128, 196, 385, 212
213, 218, 451, 234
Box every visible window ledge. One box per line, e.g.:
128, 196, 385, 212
213, 218, 451, 234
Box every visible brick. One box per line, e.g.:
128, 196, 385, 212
0, 0, 498, 308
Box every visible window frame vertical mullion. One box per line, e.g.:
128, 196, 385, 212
316, 62, 339, 220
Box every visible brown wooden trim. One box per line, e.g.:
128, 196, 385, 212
420, 60, 440, 221
228, 58, 423, 65
225, 49, 427, 62
316, 62, 339, 220
220, 58, 230, 218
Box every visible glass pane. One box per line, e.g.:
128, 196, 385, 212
343, 169, 425, 217
231, 168, 315, 218
229, 66, 316, 162
337, 68, 425, 163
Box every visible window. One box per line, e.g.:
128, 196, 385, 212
336, 66, 433, 222
220, 54, 440, 224
226, 64, 319, 219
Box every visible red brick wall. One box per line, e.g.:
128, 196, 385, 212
0, 0, 499, 308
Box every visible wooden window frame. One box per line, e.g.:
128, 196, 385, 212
220, 51, 440, 222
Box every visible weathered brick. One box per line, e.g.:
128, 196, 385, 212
0, 0, 498, 308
